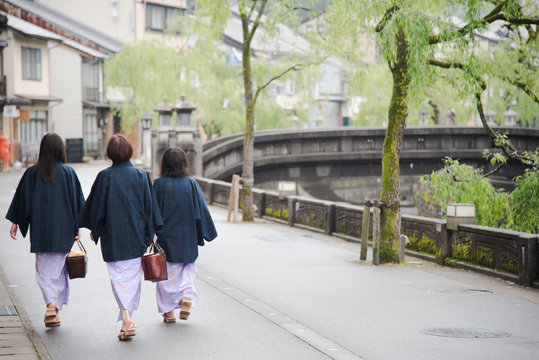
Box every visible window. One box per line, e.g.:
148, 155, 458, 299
147, 3, 184, 31
21, 47, 41, 80
82, 59, 100, 101
21, 110, 47, 162
84, 113, 99, 154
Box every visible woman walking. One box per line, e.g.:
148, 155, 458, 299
6, 133, 85, 328
153, 147, 217, 323
76, 134, 162, 340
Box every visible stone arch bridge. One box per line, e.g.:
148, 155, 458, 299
203, 127, 538, 184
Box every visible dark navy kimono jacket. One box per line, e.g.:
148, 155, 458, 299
6, 163, 85, 253
76, 161, 163, 262
154, 176, 217, 264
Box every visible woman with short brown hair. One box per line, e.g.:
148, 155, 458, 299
77, 134, 163, 340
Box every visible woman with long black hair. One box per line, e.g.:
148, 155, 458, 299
6, 133, 85, 327
153, 147, 217, 323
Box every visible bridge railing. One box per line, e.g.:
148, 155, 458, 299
195, 176, 539, 287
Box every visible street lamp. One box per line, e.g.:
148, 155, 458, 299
419, 108, 429, 125
140, 113, 153, 130
174, 95, 197, 126
504, 109, 517, 126
446, 203, 476, 230
155, 97, 174, 127
139, 113, 153, 171
484, 110, 495, 125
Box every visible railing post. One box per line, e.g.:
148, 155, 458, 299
372, 200, 381, 265
326, 204, 335, 235
257, 191, 266, 218
519, 235, 539, 286
288, 197, 297, 227
360, 200, 371, 261
227, 174, 241, 222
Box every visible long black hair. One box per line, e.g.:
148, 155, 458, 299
33, 133, 66, 183
160, 147, 191, 178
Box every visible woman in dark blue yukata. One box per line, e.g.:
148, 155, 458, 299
154, 147, 217, 323
6, 133, 85, 328
76, 134, 163, 340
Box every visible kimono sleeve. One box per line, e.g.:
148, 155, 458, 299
144, 172, 163, 246
5, 168, 35, 237
75, 172, 108, 244
193, 180, 217, 246
66, 167, 85, 236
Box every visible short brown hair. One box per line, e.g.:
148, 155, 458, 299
106, 134, 133, 164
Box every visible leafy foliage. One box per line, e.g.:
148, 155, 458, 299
104, 14, 310, 137
510, 169, 539, 234
420, 157, 510, 228
420, 157, 539, 234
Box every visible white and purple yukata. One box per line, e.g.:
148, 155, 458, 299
35, 253, 69, 310
156, 262, 198, 313
106, 258, 144, 321
75, 161, 163, 322
153, 176, 217, 316
6, 163, 84, 311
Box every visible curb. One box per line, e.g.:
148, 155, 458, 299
0, 265, 51, 360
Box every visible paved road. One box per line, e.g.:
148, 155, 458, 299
1, 162, 539, 360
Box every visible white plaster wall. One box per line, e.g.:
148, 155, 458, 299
12, 34, 50, 97
38, 0, 136, 43
40, 0, 187, 44
49, 46, 83, 139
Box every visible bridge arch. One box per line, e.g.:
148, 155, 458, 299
203, 127, 539, 188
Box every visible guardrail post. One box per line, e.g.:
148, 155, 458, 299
372, 200, 381, 265
288, 197, 297, 227
360, 200, 371, 261
227, 174, 241, 222
326, 204, 335, 235
519, 235, 539, 286
256, 191, 266, 218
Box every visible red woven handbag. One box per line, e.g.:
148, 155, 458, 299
141, 242, 168, 282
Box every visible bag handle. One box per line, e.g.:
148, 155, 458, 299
149, 241, 165, 255
74, 239, 87, 254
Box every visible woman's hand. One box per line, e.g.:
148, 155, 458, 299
153, 234, 157, 244
9, 224, 17, 240
74, 230, 81, 242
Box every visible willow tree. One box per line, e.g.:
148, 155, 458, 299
326, 0, 539, 263
196, 0, 306, 221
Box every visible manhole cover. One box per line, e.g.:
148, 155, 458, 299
460, 289, 494, 294
429, 288, 494, 294
421, 328, 511, 338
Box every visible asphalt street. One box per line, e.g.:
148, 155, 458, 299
1, 161, 538, 360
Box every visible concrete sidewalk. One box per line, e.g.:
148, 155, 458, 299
0, 266, 49, 360
1, 162, 538, 360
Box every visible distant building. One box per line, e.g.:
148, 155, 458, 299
0, 0, 119, 164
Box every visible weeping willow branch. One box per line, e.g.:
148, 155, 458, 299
427, 58, 535, 172
428, 0, 539, 45
497, 74, 539, 105
375, 5, 399, 33
253, 63, 303, 104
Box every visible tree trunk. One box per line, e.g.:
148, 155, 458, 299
380, 26, 409, 263
240, 18, 255, 221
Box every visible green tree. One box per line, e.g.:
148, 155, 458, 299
326, 0, 539, 263
196, 0, 307, 221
